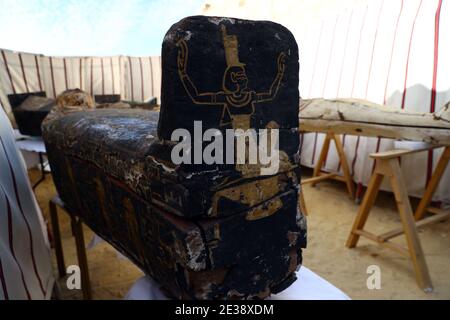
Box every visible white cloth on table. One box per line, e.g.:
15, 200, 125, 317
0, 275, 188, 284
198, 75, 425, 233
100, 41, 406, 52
14, 129, 47, 170
125, 266, 350, 300
15, 136, 46, 154
0, 106, 54, 300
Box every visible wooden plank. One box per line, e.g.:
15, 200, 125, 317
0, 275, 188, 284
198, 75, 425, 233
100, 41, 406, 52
299, 189, 308, 216
71, 216, 92, 300
300, 98, 450, 145
415, 146, 450, 220
370, 146, 443, 160
388, 159, 433, 292
49, 199, 66, 278
317, 171, 347, 182
329, 175, 347, 182
353, 230, 409, 256
380, 211, 450, 241
379, 241, 409, 257
311, 133, 331, 187
302, 173, 336, 185
346, 170, 383, 248
353, 230, 384, 243
332, 134, 354, 198
427, 207, 450, 215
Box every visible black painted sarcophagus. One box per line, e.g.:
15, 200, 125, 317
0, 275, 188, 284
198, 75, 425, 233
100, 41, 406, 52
43, 16, 306, 299
8, 92, 55, 136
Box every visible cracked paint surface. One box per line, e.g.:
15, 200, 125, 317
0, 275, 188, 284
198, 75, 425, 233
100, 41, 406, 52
43, 16, 306, 299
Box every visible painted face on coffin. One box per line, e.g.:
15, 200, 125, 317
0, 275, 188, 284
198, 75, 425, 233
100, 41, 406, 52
223, 65, 249, 95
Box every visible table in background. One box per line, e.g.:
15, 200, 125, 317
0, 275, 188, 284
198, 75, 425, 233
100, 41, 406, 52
14, 129, 49, 189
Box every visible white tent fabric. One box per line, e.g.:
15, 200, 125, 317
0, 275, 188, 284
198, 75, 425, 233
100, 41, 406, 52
0, 50, 162, 116
0, 105, 54, 300
201, 0, 450, 202
1, 0, 449, 201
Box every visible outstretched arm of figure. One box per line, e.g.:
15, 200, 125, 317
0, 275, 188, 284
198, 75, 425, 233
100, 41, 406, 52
177, 39, 224, 105
256, 52, 286, 102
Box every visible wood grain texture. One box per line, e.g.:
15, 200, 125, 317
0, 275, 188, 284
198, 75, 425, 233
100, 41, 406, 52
300, 98, 450, 145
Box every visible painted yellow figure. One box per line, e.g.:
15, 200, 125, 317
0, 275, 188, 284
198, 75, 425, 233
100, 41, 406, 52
177, 25, 286, 131
177, 26, 292, 212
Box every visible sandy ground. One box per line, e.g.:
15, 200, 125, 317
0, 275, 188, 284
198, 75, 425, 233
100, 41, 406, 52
30, 168, 450, 300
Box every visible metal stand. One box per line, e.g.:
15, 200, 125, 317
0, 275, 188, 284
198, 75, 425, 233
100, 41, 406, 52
49, 196, 92, 300
32, 152, 48, 190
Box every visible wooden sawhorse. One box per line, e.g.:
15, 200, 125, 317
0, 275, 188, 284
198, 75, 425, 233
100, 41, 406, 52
302, 132, 355, 199
49, 195, 92, 300
298, 188, 308, 216
415, 146, 450, 221
346, 145, 450, 291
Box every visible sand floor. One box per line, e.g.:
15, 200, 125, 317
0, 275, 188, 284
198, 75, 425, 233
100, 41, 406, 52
30, 168, 450, 300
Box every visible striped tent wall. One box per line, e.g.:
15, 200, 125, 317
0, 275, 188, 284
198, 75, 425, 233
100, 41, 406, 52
202, 0, 450, 202
0, 105, 54, 300
0, 50, 162, 116
0, 0, 449, 202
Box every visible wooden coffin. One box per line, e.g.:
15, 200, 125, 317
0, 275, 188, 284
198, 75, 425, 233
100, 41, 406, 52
300, 98, 450, 145
8, 93, 55, 136
43, 16, 305, 299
